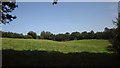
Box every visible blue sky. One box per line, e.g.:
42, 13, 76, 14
2, 2, 118, 35
16, 0, 119, 2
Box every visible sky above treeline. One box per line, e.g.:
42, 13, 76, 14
2, 2, 118, 35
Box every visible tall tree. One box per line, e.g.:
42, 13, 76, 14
0, 1, 18, 24
81, 31, 89, 39
40, 31, 53, 40
27, 31, 37, 39
87, 30, 95, 39
111, 12, 120, 53
64, 32, 70, 41
94, 32, 103, 39
55, 34, 65, 41
70, 32, 80, 40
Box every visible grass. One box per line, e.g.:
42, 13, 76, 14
2, 38, 120, 67
2, 38, 110, 53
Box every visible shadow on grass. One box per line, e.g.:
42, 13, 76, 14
2, 49, 120, 68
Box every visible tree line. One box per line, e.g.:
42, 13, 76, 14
1, 27, 115, 41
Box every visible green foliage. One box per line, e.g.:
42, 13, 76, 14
103, 27, 114, 39
2, 31, 24, 38
27, 31, 37, 39
2, 28, 114, 41
52, 0, 58, 5
110, 12, 120, 53
94, 32, 104, 39
1, 2, 18, 24
70, 32, 80, 40
40, 31, 53, 40
24, 35, 33, 39
64, 32, 70, 41
55, 34, 66, 41
88, 30, 95, 39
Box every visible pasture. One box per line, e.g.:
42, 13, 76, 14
2, 38, 120, 67
2, 38, 110, 53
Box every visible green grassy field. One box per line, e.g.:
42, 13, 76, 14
2, 38, 110, 53
2, 38, 120, 67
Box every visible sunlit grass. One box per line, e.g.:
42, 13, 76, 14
2, 38, 110, 53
